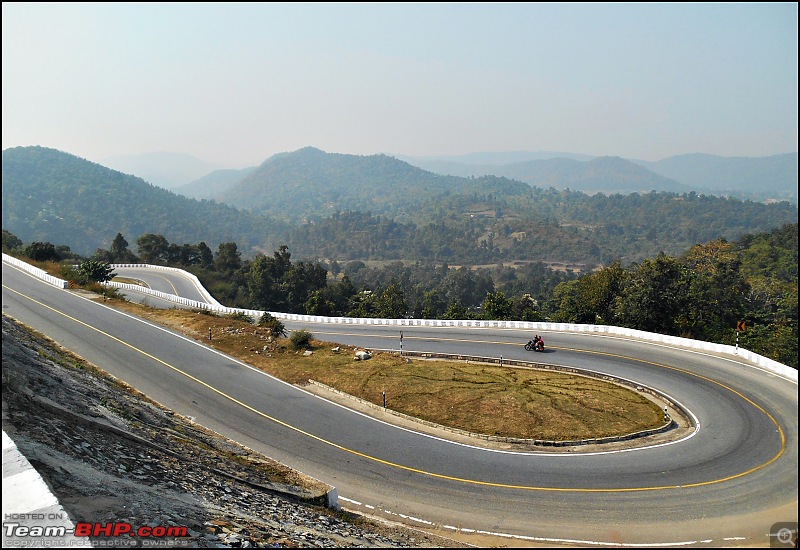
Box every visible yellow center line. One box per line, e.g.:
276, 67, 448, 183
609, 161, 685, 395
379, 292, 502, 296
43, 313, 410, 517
4, 284, 788, 493
152, 273, 180, 295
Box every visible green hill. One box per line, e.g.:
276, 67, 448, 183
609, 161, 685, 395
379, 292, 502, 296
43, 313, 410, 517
218, 146, 532, 222
1, 146, 284, 256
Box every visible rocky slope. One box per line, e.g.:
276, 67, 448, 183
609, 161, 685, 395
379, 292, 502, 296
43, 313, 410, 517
1, 314, 466, 548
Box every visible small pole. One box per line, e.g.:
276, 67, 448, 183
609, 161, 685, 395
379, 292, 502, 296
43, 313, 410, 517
209, 327, 212, 341
400, 331, 403, 356
736, 330, 739, 353
383, 392, 386, 409
500, 355, 503, 367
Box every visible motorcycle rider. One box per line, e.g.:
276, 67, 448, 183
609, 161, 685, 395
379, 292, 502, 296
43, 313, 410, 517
526, 335, 545, 351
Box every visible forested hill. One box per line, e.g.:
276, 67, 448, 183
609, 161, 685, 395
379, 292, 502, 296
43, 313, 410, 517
1, 146, 285, 256
2, 145, 798, 265
215, 147, 796, 263
216, 146, 532, 222
404, 155, 691, 195
402, 151, 798, 203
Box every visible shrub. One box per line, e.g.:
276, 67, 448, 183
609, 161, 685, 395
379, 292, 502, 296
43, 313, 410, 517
258, 312, 287, 337
225, 310, 253, 323
289, 330, 313, 350
59, 264, 80, 281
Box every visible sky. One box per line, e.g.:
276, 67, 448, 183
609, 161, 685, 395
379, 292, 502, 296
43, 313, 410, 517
2, 3, 798, 168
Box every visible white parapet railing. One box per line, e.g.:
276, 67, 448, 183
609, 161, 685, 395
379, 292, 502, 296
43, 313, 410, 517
4, 254, 796, 384
2, 253, 69, 289
109, 263, 224, 308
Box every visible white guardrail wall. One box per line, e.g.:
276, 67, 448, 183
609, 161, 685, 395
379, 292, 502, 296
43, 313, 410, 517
4, 255, 796, 383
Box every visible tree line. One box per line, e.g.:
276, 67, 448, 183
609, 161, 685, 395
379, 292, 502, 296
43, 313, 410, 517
3, 223, 796, 368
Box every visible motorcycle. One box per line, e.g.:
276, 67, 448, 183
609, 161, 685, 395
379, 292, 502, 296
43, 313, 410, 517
525, 338, 545, 352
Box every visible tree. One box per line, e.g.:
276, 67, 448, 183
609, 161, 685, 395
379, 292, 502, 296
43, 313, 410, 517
285, 260, 328, 313
443, 300, 469, 320
166, 243, 183, 265
550, 279, 586, 323
512, 293, 541, 322
305, 290, 337, 316
77, 259, 115, 284
109, 233, 138, 263
246, 254, 286, 312
24, 242, 60, 262
482, 291, 513, 320
378, 282, 408, 319
420, 290, 446, 319
93, 247, 115, 263
348, 290, 379, 318
245, 246, 294, 311
550, 261, 627, 325
615, 253, 690, 334
136, 234, 170, 264
2, 230, 23, 251
215, 242, 242, 273
196, 241, 215, 270
679, 241, 748, 340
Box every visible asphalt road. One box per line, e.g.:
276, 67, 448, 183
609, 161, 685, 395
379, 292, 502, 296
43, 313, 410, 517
3, 260, 797, 547
109, 266, 211, 303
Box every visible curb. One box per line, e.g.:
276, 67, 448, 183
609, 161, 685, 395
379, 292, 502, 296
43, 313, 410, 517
2, 430, 92, 547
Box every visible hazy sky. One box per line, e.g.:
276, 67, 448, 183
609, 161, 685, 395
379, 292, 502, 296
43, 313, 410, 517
3, 3, 797, 168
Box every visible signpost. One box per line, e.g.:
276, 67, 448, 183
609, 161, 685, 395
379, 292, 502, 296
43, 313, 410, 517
736, 321, 746, 352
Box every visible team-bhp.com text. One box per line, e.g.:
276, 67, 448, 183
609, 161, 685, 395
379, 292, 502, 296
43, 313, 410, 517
4, 521, 188, 538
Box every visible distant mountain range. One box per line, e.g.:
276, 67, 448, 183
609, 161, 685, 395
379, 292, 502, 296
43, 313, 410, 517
173, 166, 258, 199
3, 146, 797, 265
397, 151, 797, 202
112, 148, 797, 204
631, 153, 798, 201
101, 151, 224, 190
398, 155, 691, 195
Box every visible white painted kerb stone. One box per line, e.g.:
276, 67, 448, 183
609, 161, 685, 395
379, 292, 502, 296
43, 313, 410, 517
2, 430, 92, 547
